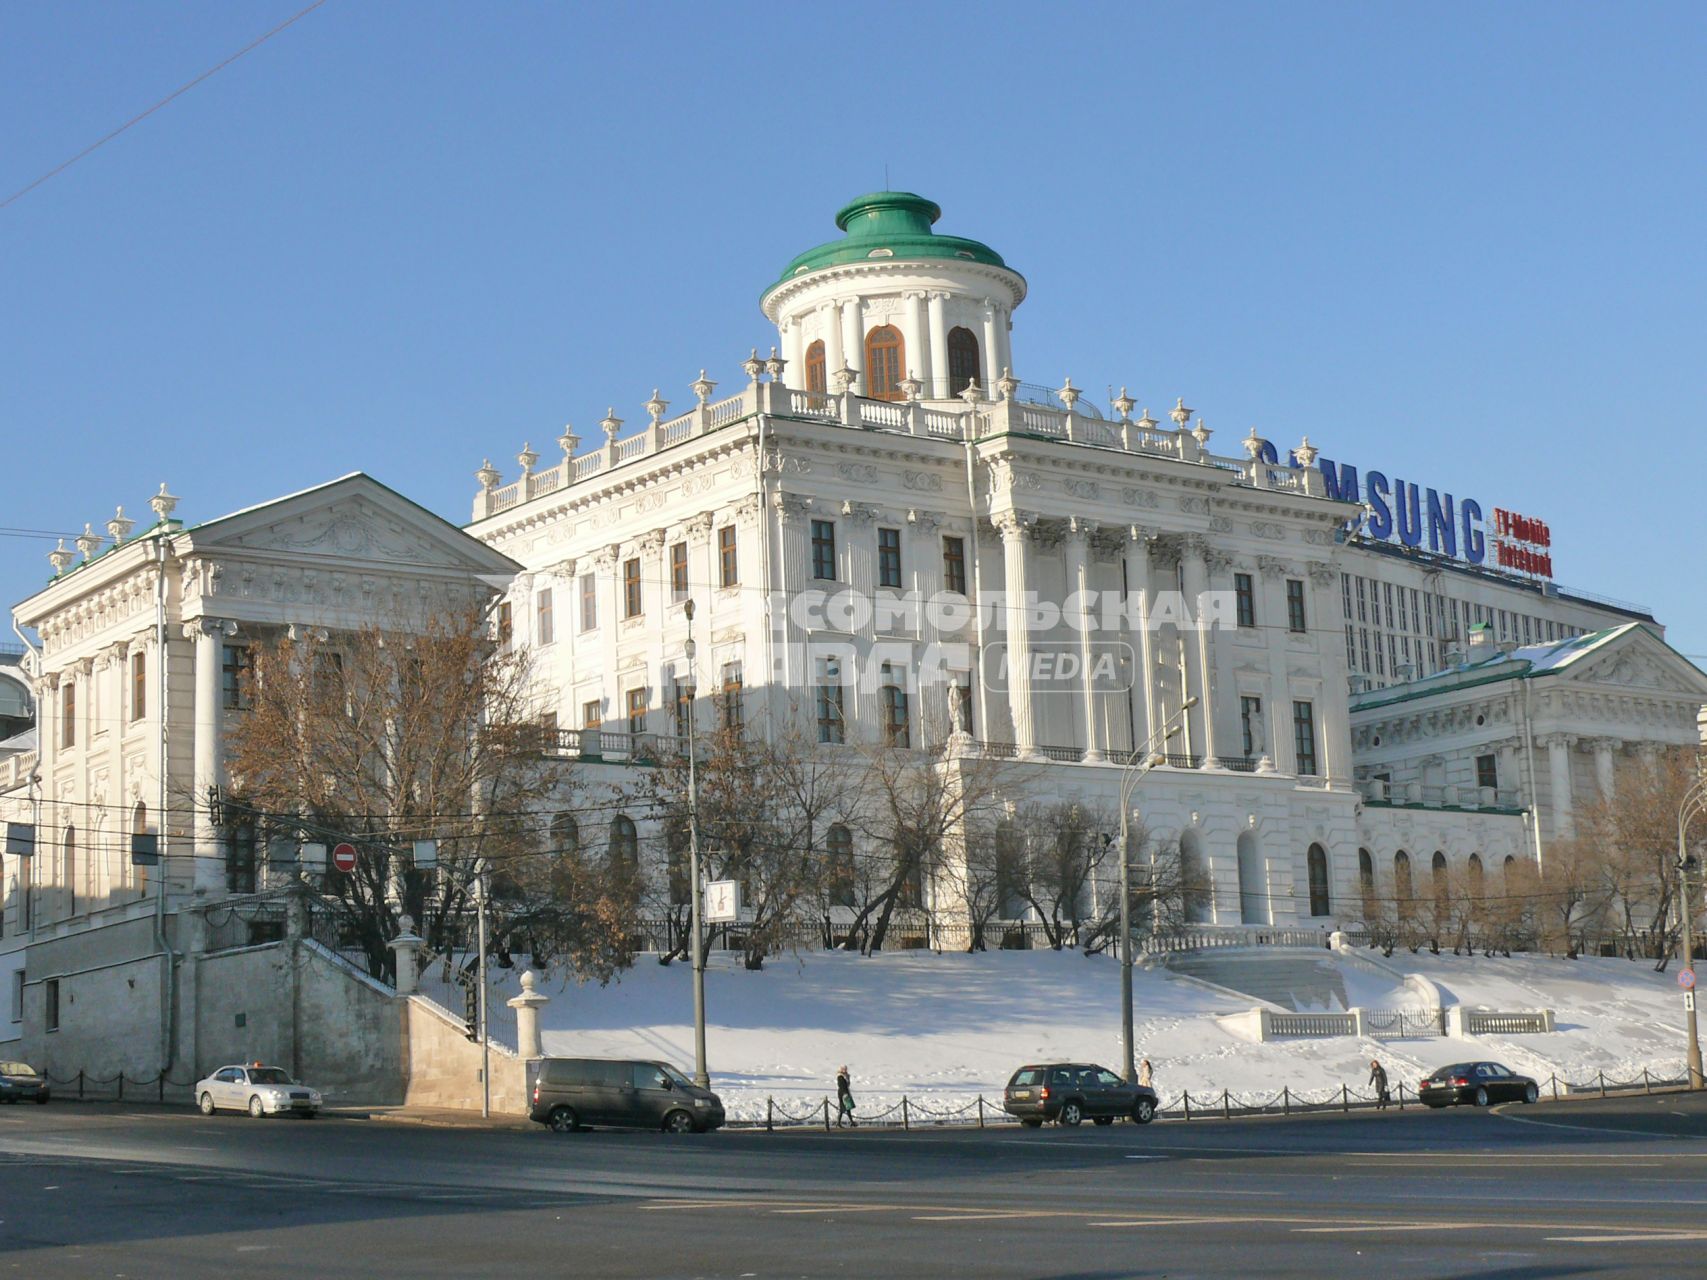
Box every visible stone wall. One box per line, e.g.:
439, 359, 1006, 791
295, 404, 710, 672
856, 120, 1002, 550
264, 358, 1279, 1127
401, 993, 527, 1114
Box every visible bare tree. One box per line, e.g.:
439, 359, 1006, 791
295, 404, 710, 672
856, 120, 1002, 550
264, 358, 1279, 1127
226, 607, 634, 984
1005, 800, 1113, 950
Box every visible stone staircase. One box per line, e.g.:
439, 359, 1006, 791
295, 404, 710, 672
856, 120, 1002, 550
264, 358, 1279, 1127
1165, 950, 1359, 1012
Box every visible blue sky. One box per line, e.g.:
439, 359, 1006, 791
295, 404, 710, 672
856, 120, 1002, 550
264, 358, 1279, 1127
4, 2, 1705, 659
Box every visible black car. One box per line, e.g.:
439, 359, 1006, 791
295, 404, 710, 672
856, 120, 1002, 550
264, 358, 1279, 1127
1418, 1061, 1539, 1108
1003, 1062, 1158, 1127
0, 1061, 50, 1104
529, 1057, 725, 1133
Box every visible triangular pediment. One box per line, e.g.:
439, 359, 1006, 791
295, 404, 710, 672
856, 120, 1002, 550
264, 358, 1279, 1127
1542, 625, 1707, 699
185, 474, 517, 579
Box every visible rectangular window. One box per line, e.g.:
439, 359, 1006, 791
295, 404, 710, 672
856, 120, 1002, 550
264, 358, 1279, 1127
1240, 695, 1262, 758
626, 687, 647, 737
1424, 592, 1436, 638
720, 662, 743, 733
10, 970, 21, 1024
623, 557, 642, 618
582, 699, 602, 731
1355, 577, 1367, 623
536, 588, 555, 645
540, 710, 558, 747
1345, 624, 1356, 669
811, 520, 836, 581
222, 645, 251, 710
718, 525, 738, 587
881, 664, 909, 748
497, 600, 513, 646
61, 681, 75, 748
1521, 614, 1533, 644
1401, 635, 1412, 664
673, 678, 691, 739
942, 536, 967, 595
670, 541, 688, 600
1476, 753, 1499, 791
1373, 633, 1385, 676
1382, 582, 1395, 628
815, 658, 844, 744
226, 819, 257, 895
1341, 574, 1352, 625
131, 650, 146, 721
1292, 700, 1318, 777
1285, 579, 1307, 634
1234, 573, 1256, 629
45, 978, 59, 1033
1387, 634, 1399, 674
877, 527, 902, 589
1396, 587, 1408, 633
579, 573, 597, 632
1359, 628, 1371, 671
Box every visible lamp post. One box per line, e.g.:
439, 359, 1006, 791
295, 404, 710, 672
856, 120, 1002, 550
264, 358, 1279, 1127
1678, 775, 1707, 1090
682, 600, 710, 1089
1116, 696, 1198, 1084
475, 856, 490, 1118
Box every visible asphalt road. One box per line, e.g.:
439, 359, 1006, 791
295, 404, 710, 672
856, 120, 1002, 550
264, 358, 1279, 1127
4, 1092, 1707, 1278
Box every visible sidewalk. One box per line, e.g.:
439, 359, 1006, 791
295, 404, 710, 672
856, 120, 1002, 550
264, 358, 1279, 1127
328, 1104, 535, 1131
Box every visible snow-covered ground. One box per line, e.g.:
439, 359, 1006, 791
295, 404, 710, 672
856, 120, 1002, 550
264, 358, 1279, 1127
424, 946, 1694, 1123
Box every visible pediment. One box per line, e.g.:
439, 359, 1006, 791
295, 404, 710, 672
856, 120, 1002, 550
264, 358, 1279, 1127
1550, 628, 1707, 700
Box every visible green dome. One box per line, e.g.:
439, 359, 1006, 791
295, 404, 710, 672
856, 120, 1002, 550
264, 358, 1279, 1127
763, 192, 1018, 301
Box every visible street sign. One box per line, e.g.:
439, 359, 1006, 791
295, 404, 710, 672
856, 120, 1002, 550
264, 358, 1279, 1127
412, 839, 438, 869
1680, 968, 1697, 991
331, 842, 358, 874
1688, 992, 1697, 1014
705, 880, 741, 923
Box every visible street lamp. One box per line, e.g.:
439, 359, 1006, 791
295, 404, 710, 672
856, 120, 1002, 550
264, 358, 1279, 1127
682, 600, 710, 1090
1677, 774, 1707, 1090
1116, 695, 1198, 1084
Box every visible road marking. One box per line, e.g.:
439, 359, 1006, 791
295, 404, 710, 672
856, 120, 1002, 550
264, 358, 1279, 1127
1295, 1224, 1456, 1234
770, 1206, 895, 1215
1122, 1154, 1167, 1160
912, 1211, 1055, 1222
1546, 1232, 1707, 1243
1494, 1110, 1688, 1140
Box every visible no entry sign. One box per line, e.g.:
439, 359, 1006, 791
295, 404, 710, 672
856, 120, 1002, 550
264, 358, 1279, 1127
332, 843, 358, 874
1679, 968, 1697, 991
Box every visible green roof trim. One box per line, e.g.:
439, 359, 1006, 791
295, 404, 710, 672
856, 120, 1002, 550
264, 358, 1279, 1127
762, 192, 1019, 301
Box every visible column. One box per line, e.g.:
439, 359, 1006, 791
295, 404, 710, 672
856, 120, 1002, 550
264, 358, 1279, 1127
190, 617, 228, 892
842, 503, 879, 738
927, 292, 949, 397
995, 512, 1037, 757
1593, 737, 1617, 800
904, 291, 929, 389
781, 318, 804, 390
839, 299, 864, 395
980, 298, 1000, 390
1546, 734, 1575, 839
1064, 519, 1103, 762
1258, 558, 1296, 773
822, 302, 843, 383
1124, 527, 1156, 754
994, 304, 1014, 380
507, 969, 551, 1060
773, 495, 813, 710
1180, 537, 1215, 764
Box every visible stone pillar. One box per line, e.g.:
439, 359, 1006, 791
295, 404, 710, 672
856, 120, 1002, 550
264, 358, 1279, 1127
927, 292, 948, 397
821, 302, 842, 383
1258, 558, 1296, 774
995, 512, 1038, 757
508, 969, 551, 1060
781, 317, 804, 390
190, 617, 230, 892
1064, 519, 1103, 762
903, 291, 929, 390
1179, 538, 1215, 764
1547, 734, 1575, 838
389, 916, 425, 995
980, 299, 1000, 389
1593, 737, 1618, 800
839, 299, 864, 395
1124, 527, 1156, 756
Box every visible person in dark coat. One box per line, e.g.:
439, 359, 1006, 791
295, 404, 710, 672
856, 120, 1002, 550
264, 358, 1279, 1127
1369, 1059, 1391, 1109
835, 1065, 857, 1128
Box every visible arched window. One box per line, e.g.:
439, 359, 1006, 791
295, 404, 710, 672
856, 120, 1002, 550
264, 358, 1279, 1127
1357, 848, 1375, 912
1237, 831, 1267, 926
665, 818, 690, 904
804, 339, 826, 394
133, 802, 149, 897
1181, 829, 1211, 924
827, 824, 856, 908
946, 326, 980, 397
1431, 851, 1449, 924
1394, 850, 1412, 901
63, 824, 76, 916
864, 325, 905, 401
608, 815, 638, 877
550, 812, 579, 854
1467, 853, 1484, 898
1307, 844, 1330, 917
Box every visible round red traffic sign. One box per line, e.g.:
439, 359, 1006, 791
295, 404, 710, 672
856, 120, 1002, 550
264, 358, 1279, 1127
331, 842, 358, 874
1681, 968, 1697, 991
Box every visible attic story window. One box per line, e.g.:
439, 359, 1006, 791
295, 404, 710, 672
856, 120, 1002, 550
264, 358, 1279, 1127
866, 248, 894, 258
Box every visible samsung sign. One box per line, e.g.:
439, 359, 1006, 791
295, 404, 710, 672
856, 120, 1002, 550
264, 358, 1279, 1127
1257, 444, 1551, 578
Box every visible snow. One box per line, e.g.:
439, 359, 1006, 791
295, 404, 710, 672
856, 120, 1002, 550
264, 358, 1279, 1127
424, 945, 1696, 1123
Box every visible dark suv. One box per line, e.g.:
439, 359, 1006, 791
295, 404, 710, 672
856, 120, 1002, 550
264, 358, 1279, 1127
1003, 1062, 1158, 1127
529, 1058, 725, 1133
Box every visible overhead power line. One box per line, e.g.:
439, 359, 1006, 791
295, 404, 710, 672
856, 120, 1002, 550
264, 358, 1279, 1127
1, 0, 329, 212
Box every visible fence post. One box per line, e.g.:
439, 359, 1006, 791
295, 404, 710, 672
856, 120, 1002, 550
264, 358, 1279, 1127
1397, 1082, 1405, 1111
766, 1096, 774, 1133
1598, 1070, 1607, 1099
1283, 1087, 1291, 1117
1222, 1089, 1230, 1120
118, 1072, 124, 1102
1341, 1084, 1349, 1113
78, 1069, 85, 1099
1551, 1073, 1560, 1101
977, 1095, 985, 1129
902, 1096, 910, 1131
159, 1073, 165, 1104
1183, 1090, 1192, 1121
1643, 1068, 1652, 1095
823, 1098, 831, 1132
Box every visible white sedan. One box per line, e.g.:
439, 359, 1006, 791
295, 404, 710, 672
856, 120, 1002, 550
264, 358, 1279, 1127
195, 1064, 323, 1118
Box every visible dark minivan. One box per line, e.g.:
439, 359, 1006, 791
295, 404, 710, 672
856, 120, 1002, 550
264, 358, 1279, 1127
529, 1058, 725, 1133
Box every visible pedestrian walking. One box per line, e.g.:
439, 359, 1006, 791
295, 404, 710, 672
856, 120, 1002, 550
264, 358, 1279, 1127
835, 1065, 857, 1128
1369, 1058, 1390, 1109
1138, 1059, 1153, 1090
